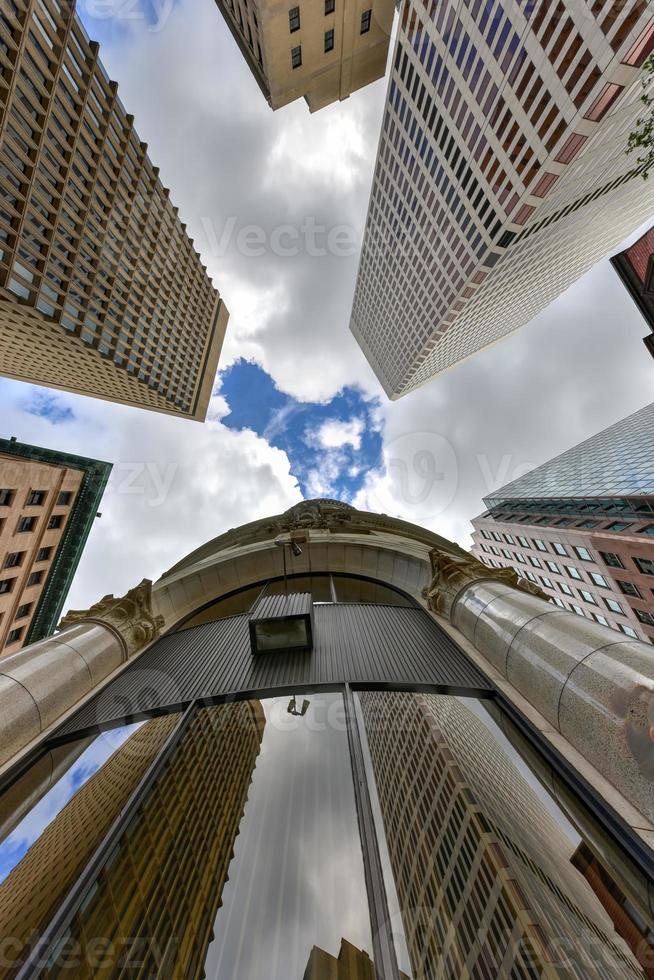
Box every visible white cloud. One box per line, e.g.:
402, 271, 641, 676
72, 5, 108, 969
312, 417, 365, 450
1, 380, 301, 613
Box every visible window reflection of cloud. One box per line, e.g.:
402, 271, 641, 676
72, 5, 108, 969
0, 723, 143, 885
203, 694, 372, 980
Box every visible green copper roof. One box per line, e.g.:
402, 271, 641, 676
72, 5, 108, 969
0, 438, 112, 644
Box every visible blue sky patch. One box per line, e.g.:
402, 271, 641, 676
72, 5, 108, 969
219, 360, 382, 502
23, 391, 75, 425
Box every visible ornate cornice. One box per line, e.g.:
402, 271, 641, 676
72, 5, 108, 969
163, 498, 468, 579
423, 549, 548, 619
58, 579, 164, 659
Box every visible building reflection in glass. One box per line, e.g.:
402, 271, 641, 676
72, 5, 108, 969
201, 693, 373, 979
6, 694, 372, 978
357, 692, 653, 980
0, 717, 179, 977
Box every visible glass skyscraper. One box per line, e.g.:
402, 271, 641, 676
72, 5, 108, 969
472, 401, 654, 642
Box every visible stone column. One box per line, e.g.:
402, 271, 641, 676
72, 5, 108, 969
0, 580, 164, 770
425, 550, 654, 824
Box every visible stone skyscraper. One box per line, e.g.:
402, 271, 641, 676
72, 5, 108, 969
351, 0, 654, 397
611, 223, 654, 359
213, 0, 395, 111
0, 437, 111, 654
0, 0, 228, 419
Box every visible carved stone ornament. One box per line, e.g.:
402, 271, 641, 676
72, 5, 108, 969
267, 499, 354, 534
58, 578, 165, 659
423, 549, 548, 619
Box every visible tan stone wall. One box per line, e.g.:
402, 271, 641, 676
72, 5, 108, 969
0, 453, 83, 653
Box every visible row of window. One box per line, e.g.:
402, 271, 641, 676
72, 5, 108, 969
0, 488, 74, 507
3, 545, 52, 570
289, 0, 335, 33
289, 7, 372, 66
13, 514, 64, 533
479, 528, 654, 577
0, 569, 43, 594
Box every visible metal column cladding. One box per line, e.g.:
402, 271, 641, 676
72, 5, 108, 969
56, 604, 492, 737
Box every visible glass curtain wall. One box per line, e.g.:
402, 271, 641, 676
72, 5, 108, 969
0, 691, 652, 978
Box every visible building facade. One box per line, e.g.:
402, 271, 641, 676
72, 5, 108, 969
0, 0, 229, 419
611, 223, 654, 359
0, 499, 653, 978
471, 401, 654, 644
0, 437, 111, 655
213, 0, 395, 112
350, 0, 654, 397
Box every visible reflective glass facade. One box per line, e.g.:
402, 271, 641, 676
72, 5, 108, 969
1, 686, 652, 978
485, 401, 654, 508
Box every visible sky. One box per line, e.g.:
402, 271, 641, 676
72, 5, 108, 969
2, 0, 654, 613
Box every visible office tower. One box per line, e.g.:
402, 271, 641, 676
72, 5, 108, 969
0, 701, 265, 977
611, 224, 654, 359
213, 0, 395, 111
471, 401, 654, 644
359, 691, 643, 979
0, 436, 111, 654
1, 499, 652, 977
350, 1, 654, 397
303, 938, 400, 979
0, 1, 229, 419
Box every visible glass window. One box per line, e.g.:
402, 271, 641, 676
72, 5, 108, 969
607, 522, 632, 532
27, 571, 43, 587
325, 0, 335, 12
0, 719, 181, 972
356, 692, 650, 979
332, 576, 412, 606
552, 542, 568, 556
288, 6, 300, 32
566, 565, 582, 580
590, 572, 609, 588
17, 517, 35, 533
291, 45, 302, 68
57, 491, 73, 506
545, 560, 560, 574
638, 525, 654, 535
324, 28, 334, 52
4, 552, 24, 569
517, 536, 529, 548
540, 576, 553, 589
593, 613, 610, 627
572, 604, 585, 617
41, 696, 373, 979
47, 515, 63, 530
580, 589, 598, 605
533, 539, 547, 551
552, 595, 566, 608
529, 555, 541, 568
0, 490, 13, 506
636, 609, 654, 627
601, 552, 624, 569
604, 597, 623, 615
36, 547, 52, 562
634, 557, 654, 577
559, 580, 573, 596
360, 8, 371, 33
6, 628, 22, 644
14, 603, 31, 620
618, 580, 642, 598
26, 490, 46, 506
574, 546, 594, 562
0, 579, 13, 595
620, 624, 639, 638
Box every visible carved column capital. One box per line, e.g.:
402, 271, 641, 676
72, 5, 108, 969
422, 548, 548, 620
58, 579, 165, 659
